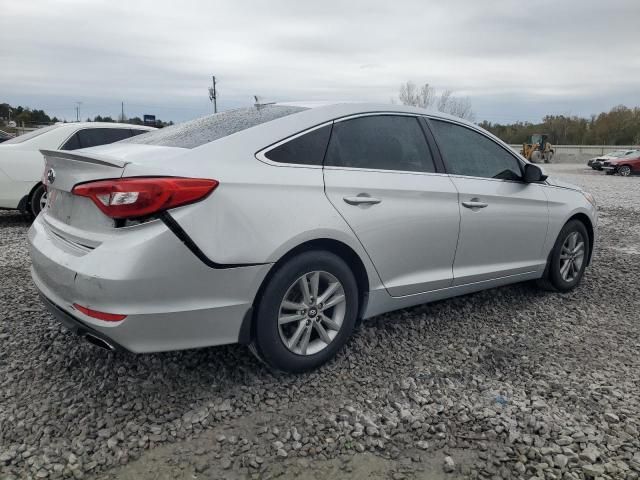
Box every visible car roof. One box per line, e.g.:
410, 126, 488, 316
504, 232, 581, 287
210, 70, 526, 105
56, 122, 156, 130
275, 101, 474, 126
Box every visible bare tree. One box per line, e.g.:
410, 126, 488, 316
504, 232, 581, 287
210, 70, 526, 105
437, 90, 452, 113
398, 81, 475, 121
398, 81, 435, 109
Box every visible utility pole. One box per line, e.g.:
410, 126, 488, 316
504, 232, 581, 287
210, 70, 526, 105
121, 101, 125, 122
75, 101, 82, 122
208, 76, 217, 113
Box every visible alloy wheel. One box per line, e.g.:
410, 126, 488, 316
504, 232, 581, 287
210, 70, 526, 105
559, 231, 585, 282
278, 271, 346, 355
619, 166, 631, 177
39, 191, 48, 212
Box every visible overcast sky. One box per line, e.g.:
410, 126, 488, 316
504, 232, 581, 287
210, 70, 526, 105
1, 0, 639, 124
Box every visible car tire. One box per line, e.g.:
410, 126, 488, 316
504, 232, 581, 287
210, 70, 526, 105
618, 165, 632, 177
251, 250, 359, 373
537, 220, 590, 292
29, 183, 47, 218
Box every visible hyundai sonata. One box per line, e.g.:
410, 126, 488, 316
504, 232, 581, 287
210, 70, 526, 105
28, 103, 597, 372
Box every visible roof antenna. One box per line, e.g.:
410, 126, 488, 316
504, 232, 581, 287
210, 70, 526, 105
254, 95, 276, 109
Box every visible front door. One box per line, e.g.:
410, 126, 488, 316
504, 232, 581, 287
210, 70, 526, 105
428, 119, 549, 285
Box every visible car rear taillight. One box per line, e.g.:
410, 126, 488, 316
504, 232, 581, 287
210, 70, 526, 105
73, 303, 127, 322
72, 177, 218, 219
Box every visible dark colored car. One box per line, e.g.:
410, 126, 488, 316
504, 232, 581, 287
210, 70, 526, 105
602, 151, 640, 176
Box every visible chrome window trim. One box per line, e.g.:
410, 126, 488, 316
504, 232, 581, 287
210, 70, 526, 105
323, 165, 446, 177
255, 111, 427, 169
255, 121, 333, 169
424, 115, 529, 178
333, 111, 422, 123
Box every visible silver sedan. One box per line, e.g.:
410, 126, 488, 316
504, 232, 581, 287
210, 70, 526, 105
28, 103, 597, 372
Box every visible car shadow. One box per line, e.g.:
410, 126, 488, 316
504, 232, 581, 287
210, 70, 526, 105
0, 210, 31, 227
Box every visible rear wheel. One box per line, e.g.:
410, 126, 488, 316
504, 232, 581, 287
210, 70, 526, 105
619, 165, 632, 177
251, 251, 359, 372
29, 183, 47, 218
537, 220, 589, 292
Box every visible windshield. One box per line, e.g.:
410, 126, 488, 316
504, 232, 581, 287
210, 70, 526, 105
621, 150, 639, 157
2, 124, 63, 144
122, 105, 308, 149
606, 150, 627, 157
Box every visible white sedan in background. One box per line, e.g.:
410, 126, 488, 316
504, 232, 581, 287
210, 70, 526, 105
0, 122, 154, 217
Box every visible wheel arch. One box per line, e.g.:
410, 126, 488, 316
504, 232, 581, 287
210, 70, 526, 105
20, 182, 44, 214
567, 212, 595, 265
239, 238, 370, 344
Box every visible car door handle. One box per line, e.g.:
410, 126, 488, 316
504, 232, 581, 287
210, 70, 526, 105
343, 195, 382, 206
462, 200, 488, 209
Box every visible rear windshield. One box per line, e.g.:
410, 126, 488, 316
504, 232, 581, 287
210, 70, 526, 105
3, 124, 63, 144
122, 105, 308, 149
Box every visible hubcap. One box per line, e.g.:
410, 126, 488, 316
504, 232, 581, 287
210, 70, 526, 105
559, 231, 585, 282
278, 271, 346, 356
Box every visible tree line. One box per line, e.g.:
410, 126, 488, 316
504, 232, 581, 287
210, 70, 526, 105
0, 103, 173, 128
397, 83, 640, 146
478, 105, 640, 146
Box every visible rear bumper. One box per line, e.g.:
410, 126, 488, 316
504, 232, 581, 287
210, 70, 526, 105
39, 293, 128, 352
29, 214, 272, 353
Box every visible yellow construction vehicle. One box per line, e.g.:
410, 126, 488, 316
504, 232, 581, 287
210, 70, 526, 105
521, 134, 554, 163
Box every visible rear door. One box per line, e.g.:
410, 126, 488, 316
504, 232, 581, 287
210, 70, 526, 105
428, 119, 549, 285
323, 114, 460, 296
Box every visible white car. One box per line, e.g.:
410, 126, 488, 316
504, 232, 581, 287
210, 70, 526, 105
0, 122, 155, 217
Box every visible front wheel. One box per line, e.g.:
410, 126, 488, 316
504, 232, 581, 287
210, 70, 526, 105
537, 220, 589, 292
251, 251, 359, 372
618, 165, 632, 177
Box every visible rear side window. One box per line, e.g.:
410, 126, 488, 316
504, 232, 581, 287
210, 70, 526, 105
130, 129, 149, 137
324, 115, 436, 173
430, 120, 522, 180
122, 105, 308, 149
60, 133, 81, 150
264, 125, 332, 165
77, 128, 131, 148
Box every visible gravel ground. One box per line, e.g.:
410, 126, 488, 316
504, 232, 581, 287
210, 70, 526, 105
1, 164, 639, 480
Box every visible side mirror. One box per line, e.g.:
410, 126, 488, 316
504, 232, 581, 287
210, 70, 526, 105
523, 163, 548, 183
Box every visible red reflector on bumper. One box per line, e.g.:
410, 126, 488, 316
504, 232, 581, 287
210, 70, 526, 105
73, 303, 127, 322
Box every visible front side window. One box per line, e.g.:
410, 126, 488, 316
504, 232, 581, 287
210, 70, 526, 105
264, 125, 332, 165
430, 120, 523, 180
324, 115, 436, 173
77, 128, 131, 149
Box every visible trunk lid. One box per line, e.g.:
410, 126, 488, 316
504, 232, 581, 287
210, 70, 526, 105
40, 149, 127, 233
